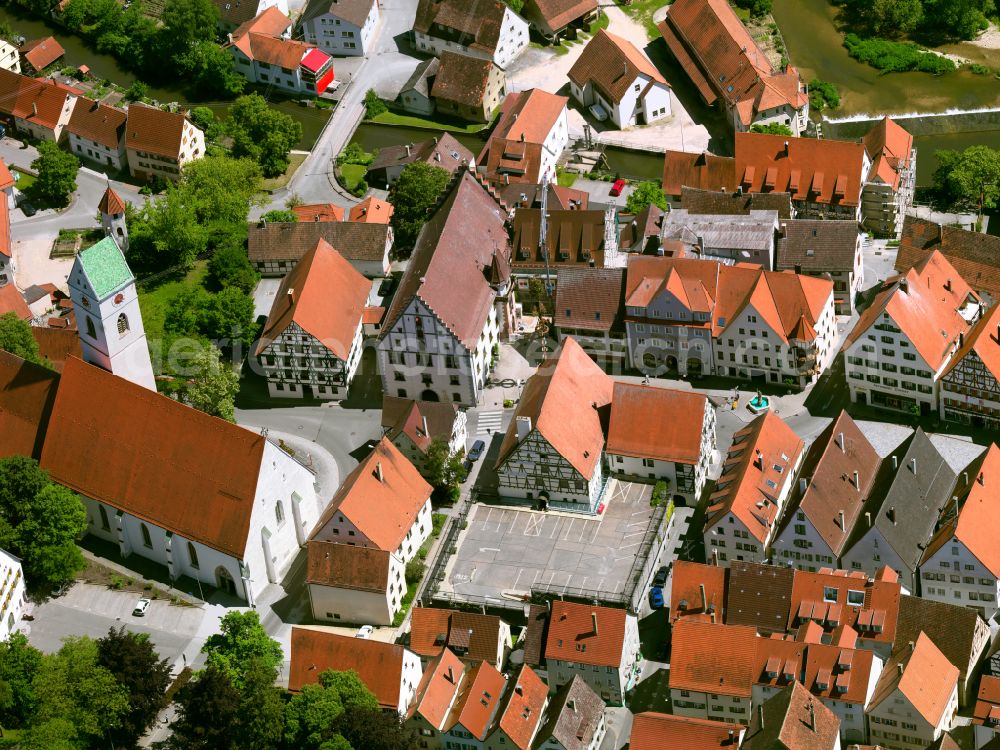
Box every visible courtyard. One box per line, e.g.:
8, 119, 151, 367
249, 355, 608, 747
440, 479, 657, 605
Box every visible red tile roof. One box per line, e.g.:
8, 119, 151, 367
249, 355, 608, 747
0, 350, 59, 460
494, 665, 547, 750
230, 5, 292, 36
479, 89, 567, 184
97, 186, 126, 216
20, 37, 65, 71
974, 675, 1000, 725
942, 301, 1000, 383
802, 639, 878, 707
255, 238, 369, 360
658, 0, 806, 126
292, 203, 346, 222
380, 171, 510, 350
408, 648, 466, 727
896, 216, 1000, 302
497, 337, 613, 481
0, 200, 9, 261
863, 117, 913, 190
40, 357, 267, 557
662, 151, 736, 197
306, 539, 389, 592
669, 560, 727, 623
0, 286, 31, 320
409, 607, 506, 665
445, 661, 507, 739
870, 633, 959, 726
844, 249, 980, 372
0, 160, 13, 192
125, 105, 195, 160
236, 33, 312, 69
606, 383, 708, 464
288, 627, 407, 708
669, 620, 759, 698
66, 98, 126, 151
348, 196, 393, 223
735, 133, 866, 209
0, 69, 75, 132
312, 437, 431, 552
568, 29, 668, 104
631, 712, 743, 749
544, 601, 628, 668
705, 412, 804, 544
788, 567, 900, 646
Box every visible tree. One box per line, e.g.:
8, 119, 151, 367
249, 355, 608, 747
364, 88, 387, 118
0, 633, 43, 729
96, 627, 171, 748
183, 345, 240, 421
227, 94, 303, 178
391, 162, 450, 254
405, 558, 426, 585
207, 241, 260, 294
19, 718, 77, 750
182, 155, 263, 227
190, 106, 215, 131
202, 611, 282, 690
160, 0, 218, 49
30, 142, 79, 207
842, 0, 923, 36
204, 286, 257, 350
335, 705, 421, 750
624, 181, 668, 215
168, 666, 239, 750
423, 439, 466, 496
127, 187, 209, 273
13, 484, 86, 588
284, 669, 379, 750
749, 122, 793, 135
808, 79, 841, 111
233, 658, 285, 750
30, 637, 129, 746
181, 40, 246, 99
734, 0, 771, 17
261, 209, 298, 223
0, 313, 46, 365
931, 145, 1000, 210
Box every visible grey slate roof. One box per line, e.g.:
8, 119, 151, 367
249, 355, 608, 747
660, 209, 778, 253
533, 675, 605, 750
775, 219, 859, 273
680, 186, 793, 220
399, 57, 439, 100
368, 132, 474, 174
300, 0, 375, 26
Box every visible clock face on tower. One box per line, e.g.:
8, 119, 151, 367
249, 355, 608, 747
114, 293, 124, 305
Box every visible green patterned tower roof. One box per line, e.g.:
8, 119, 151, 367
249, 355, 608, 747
77, 237, 133, 299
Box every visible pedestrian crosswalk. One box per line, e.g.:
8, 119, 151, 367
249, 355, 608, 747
476, 410, 503, 435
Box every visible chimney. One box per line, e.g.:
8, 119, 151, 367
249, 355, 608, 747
899, 278, 908, 293
892, 455, 898, 471
31, 102, 37, 117
567, 698, 576, 712
591, 612, 598, 636
422, 415, 429, 437
700, 583, 707, 611
808, 700, 815, 731
758, 705, 764, 730
945, 277, 952, 291
287, 288, 295, 303
995, 323, 1000, 344
908, 640, 915, 652
515, 684, 523, 696
433, 136, 438, 144
910, 457, 917, 475
799, 477, 808, 494
737, 184, 743, 195
837, 432, 845, 451
783, 140, 790, 156
866, 511, 872, 527
446, 666, 455, 683
853, 470, 859, 488
710, 610, 716, 624
959, 331, 965, 348
375, 462, 384, 482
897, 663, 904, 676
839, 509, 845, 529
888, 506, 896, 524
754, 449, 763, 469
516, 416, 532, 441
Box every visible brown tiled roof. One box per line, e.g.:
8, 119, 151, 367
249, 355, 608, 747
568, 29, 667, 104
778, 412, 881, 557
526, 0, 597, 33
247, 220, 390, 264
669, 560, 726, 623
619, 204, 665, 253
844, 249, 980, 372
369, 132, 474, 175
606, 383, 708, 464
493, 665, 547, 750
30, 327, 81, 373
312, 437, 431, 552
497, 337, 613, 480
125, 105, 193, 160
213, 0, 268, 27
788, 568, 900, 646
431, 51, 496, 108
533, 675, 604, 750
301, 0, 375, 25
414, 0, 508, 56
255, 239, 369, 359
523, 604, 548, 667
445, 661, 506, 739
895, 594, 987, 687
670, 620, 758, 697
288, 627, 407, 708
408, 648, 466, 726
663, 151, 736, 197
379, 171, 510, 350
499, 183, 588, 210
735, 132, 866, 209
97, 186, 127, 216
66, 98, 126, 151
544, 601, 628, 668
776, 219, 859, 274
896, 216, 1000, 302
0, 350, 59, 461
40, 358, 266, 557
381, 396, 459, 453
292, 203, 346, 222
306, 539, 389, 592
554, 267, 625, 334
21, 37, 64, 70
869, 633, 959, 726
726, 561, 794, 632
741, 681, 840, 750
681, 186, 793, 219
512, 208, 606, 268
409, 607, 505, 664
0, 69, 74, 131
705, 412, 804, 544
0, 286, 30, 320
631, 713, 743, 749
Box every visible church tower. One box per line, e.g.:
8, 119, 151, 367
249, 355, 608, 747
98, 186, 128, 252
68, 237, 155, 391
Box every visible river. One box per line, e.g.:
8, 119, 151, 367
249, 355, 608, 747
0, 5, 329, 148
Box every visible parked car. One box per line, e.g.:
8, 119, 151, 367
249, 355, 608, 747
588, 103, 608, 122
649, 587, 664, 609
355, 625, 374, 639
462, 457, 474, 477
653, 565, 670, 587
18, 199, 36, 217
609, 178, 627, 197
50, 581, 71, 598
468, 439, 486, 461
132, 598, 151, 617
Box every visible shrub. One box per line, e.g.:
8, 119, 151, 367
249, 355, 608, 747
843, 34, 955, 75
110, 575, 126, 590
503, 399, 514, 408
969, 63, 992, 75
364, 89, 387, 118
651, 481, 668, 507
405, 559, 426, 585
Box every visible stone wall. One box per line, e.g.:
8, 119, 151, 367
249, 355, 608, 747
823, 107, 1000, 140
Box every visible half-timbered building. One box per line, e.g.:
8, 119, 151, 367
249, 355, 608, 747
940, 304, 1000, 431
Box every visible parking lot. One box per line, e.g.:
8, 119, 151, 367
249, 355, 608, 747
442, 480, 656, 603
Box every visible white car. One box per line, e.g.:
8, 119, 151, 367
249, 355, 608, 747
355, 625, 374, 639
132, 597, 151, 617
589, 103, 609, 122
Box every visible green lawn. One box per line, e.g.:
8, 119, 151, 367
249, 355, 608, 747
12, 167, 35, 192
137, 261, 209, 348
619, 0, 672, 40
340, 163, 367, 193
367, 110, 494, 134
557, 170, 578, 188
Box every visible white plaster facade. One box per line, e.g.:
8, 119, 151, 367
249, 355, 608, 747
569, 76, 671, 129
413, 5, 529, 69
301, 0, 379, 56
68, 130, 126, 171
545, 614, 639, 703
14, 90, 76, 143
230, 44, 334, 96
0, 549, 25, 641
669, 687, 750, 725
920, 538, 1000, 621
125, 117, 205, 183
0, 41, 19, 74
83, 440, 320, 604
537, 105, 569, 184
868, 681, 958, 750
772, 505, 840, 573
841, 527, 914, 595
311, 498, 433, 565
259, 319, 364, 400
308, 551, 406, 625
